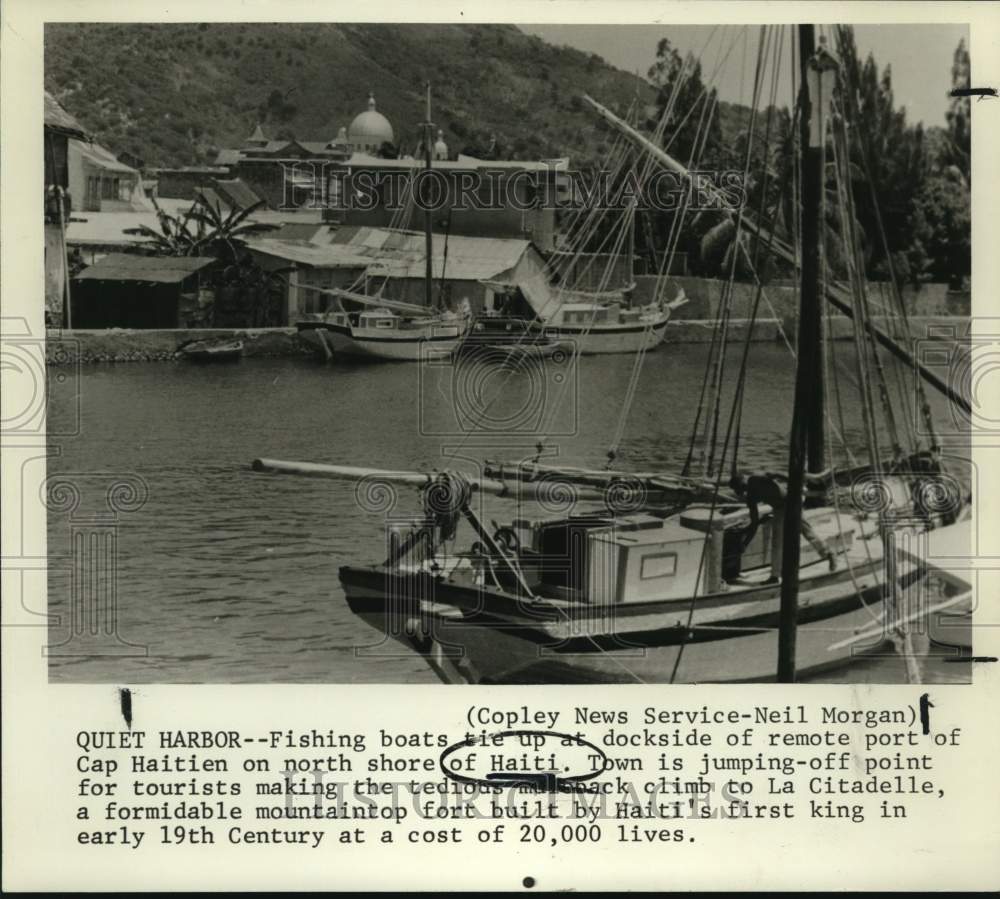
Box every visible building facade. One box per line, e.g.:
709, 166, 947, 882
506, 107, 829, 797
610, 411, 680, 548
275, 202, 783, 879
68, 139, 147, 212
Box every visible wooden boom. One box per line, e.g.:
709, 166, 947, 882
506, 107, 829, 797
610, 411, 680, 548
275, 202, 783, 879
250, 458, 606, 501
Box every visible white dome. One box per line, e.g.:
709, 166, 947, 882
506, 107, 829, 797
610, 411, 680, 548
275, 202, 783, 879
348, 94, 394, 153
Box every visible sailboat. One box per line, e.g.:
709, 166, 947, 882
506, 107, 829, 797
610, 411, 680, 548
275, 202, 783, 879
257, 25, 973, 683
479, 255, 682, 355
476, 160, 686, 357
296, 290, 469, 362
516, 277, 683, 356
295, 87, 471, 362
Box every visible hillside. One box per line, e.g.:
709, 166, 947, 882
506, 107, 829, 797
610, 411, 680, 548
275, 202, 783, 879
43, 23, 759, 171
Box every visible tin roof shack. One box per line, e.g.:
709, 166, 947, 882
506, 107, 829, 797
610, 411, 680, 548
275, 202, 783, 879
246, 226, 546, 318
245, 239, 370, 321
330, 228, 537, 314
71, 254, 216, 329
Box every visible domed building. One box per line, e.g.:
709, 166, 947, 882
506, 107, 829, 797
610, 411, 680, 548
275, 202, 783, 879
348, 94, 394, 155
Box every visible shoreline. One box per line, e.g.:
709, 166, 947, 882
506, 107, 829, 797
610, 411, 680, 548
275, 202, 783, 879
44, 315, 968, 365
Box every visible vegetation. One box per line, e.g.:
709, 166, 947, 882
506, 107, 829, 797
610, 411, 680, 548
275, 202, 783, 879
44, 23, 663, 171
124, 195, 277, 260
49, 23, 970, 289
125, 195, 286, 326
636, 31, 971, 289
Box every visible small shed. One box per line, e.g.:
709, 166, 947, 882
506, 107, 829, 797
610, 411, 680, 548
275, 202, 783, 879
71, 254, 216, 328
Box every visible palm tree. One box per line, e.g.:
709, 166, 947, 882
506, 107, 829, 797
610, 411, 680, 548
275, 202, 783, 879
123, 197, 210, 256
124, 195, 283, 326
124, 194, 278, 260
186, 194, 278, 263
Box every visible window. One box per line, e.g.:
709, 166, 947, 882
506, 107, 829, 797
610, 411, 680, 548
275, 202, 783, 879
640, 552, 677, 580
374, 319, 394, 329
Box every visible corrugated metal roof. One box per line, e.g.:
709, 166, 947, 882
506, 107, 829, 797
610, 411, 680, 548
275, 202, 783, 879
269, 222, 325, 242
66, 205, 318, 247
74, 253, 216, 283
196, 188, 227, 212
71, 139, 137, 174
301, 226, 532, 280
246, 239, 370, 268
44, 92, 87, 138
215, 179, 262, 210
67, 211, 160, 246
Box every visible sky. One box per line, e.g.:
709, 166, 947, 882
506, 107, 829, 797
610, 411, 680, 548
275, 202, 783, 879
520, 24, 968, 127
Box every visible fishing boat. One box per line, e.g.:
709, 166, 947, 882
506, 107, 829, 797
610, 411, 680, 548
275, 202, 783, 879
296, 293, 470, 362
294, 86, 471, 362
177, 337, 244, 362
529, 295, 678, 355
252, 454, 969, 683
480, 231, 686, 357
456, 314, 572, 360
254, 25, 974, 684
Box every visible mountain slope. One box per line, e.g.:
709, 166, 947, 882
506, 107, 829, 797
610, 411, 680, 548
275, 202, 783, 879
45, 23, 673, 169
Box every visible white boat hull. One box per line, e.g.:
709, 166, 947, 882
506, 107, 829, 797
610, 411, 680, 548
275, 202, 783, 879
298, 321, 467, 362
541, 316, 670, 355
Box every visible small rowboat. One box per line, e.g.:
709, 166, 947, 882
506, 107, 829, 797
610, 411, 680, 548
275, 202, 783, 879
177, 338, 244, 362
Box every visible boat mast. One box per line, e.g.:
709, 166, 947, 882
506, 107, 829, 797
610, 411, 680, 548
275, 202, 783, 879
579, 94, 971, 417
423, 83, 434, 309
800, 28, 825, 476
777, 25, 837, 682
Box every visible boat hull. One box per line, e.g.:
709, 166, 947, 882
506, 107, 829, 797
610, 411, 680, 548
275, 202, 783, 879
540, 317, 669, 355
338, 562, 924, 684
297, 322, 466, 362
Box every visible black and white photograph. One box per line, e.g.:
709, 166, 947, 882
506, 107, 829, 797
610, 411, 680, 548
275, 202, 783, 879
38, 19, 976, 687
6, 3, 1000, 892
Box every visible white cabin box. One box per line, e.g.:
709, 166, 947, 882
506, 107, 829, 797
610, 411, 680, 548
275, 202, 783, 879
586, 520, 711, 604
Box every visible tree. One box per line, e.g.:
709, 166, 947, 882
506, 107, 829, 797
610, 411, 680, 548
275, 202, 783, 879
123, 197, 210, 256
646, 38, 724, 167
943, 39, 971, 183
638, 39, 728, 273
834, 26, 931, 283
124, 195, 282, 325
186, 194, 279, 263
915, 167, 971, 287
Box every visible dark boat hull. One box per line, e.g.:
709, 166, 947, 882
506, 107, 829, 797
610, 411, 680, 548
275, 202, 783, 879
339, 562, 918, 683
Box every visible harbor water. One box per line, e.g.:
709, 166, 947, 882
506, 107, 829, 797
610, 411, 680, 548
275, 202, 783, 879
45, 342, 971, 684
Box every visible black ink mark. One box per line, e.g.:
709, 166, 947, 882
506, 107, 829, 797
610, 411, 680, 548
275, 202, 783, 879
919, 693, 933, 735
119, 688, 132, 730
486, 772, 559, 790
943, 656, 998, 663
949, 87, 998, 100
439, 729, 607, 793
